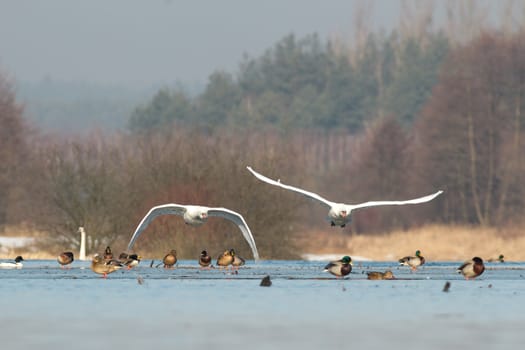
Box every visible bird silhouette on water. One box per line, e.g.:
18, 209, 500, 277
260, 275, 272, 287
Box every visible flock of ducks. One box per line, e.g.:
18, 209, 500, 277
0, 167, 504, 281
86, 246, 247, 278
0, 249, 502, 281
323, 250, 493, 281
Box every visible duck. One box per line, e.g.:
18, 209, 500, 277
121, 253, 141, 269
231, 249, 245, 270
216, 249, 234, 268
247, 166, 443, 228
457, 257, 485, 280
163, 250, 177, 268
367, 270, 395, 280
0, 256, 24, 269
324, 255, 353, 278
488, 254, 504, 263
91, 253, 123, 278
57, 252, 74, 268
199, 250, 212, 268
399, 250, 426, 271
104, 246, 113, 261
260, 275, 272, 287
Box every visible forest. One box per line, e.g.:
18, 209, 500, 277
1, 1, 524, 259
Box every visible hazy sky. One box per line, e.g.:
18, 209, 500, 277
0, 0, 402, 87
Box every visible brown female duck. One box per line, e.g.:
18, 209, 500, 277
163, 250, 177, 268
91, 253, 123, 278
367, 270, 395, 280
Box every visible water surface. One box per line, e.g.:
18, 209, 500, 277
1, 260, 523, 349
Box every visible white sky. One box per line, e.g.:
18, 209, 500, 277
0, 0, 401, 86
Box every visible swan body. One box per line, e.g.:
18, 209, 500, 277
247, 166, 443, 227
126, 204, 259, 260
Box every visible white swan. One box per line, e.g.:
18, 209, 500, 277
247, 166, 443, 227
126, 204, 259, 260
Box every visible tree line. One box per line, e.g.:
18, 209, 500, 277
1, 2, 525, 258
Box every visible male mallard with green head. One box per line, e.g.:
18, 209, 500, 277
324, 255, 353, 278
399, 250, 425, 271
163, 250, 177, 268
488, 254, 504, 263
216, 249, 234, 268
367, 270, 395, 280
457, 257, 485, 280
199, 250, 212, 268
57, 252, 74, 268
91, 253, 123, 278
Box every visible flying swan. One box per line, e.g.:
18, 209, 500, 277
247, 166, 443, 228
126, 204, 259, 260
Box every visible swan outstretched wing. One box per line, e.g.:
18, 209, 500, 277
208, 208, 260, 261
247, 166, 334, 208
347, 190, 443, 211
127, 204, 187, 250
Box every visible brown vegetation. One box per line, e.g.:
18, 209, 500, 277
296, 224, 525, 261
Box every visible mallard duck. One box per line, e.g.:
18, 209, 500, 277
231, 249, 245, 269
324, 255, 352, 278
247, 166, 443, 228
367, 270, 395, 280
57, 252, 74, 268
488, 254, 504, 263
199, 250, 212, 268
216, 249, 234, 268
399, 250, 425, 271
457, 257, 485, 280
91, 254, 123, 278
104, 246, 113, 261
163, 250, 177, 268
0, 256, 24, 269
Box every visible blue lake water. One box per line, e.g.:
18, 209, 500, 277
0, 259, 524, 349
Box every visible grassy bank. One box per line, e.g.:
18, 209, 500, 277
295, 224, 524, 261
1, 224, 524, 261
